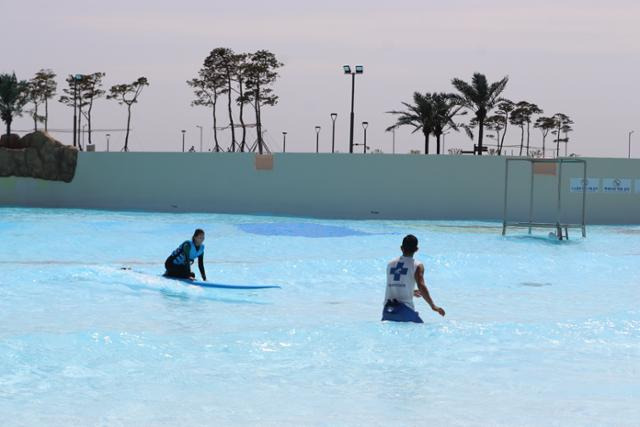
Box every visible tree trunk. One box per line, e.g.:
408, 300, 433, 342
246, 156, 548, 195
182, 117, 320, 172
499, 113, 508, 155
423, 131, 429, 155
256, 79, 263, 155
44, 98, 49, 132
542, 133, 546, 158
78, 107, 83, 151
124, 103, 132, 152
436, 133, 441, 154
212, 98, 220, 152
556, 124, 561, 157
238, 78, 246, 152
526, 121, 531, 156
253, 102, 260, 153
226, 73, 236, 151
6, 117, 11, 136
33, 102, 39, 131
477, 117, 485, 155
87, 101, 93, 145
518, 126, 524, 156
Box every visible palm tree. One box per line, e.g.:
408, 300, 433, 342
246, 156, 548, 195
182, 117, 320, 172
386, 92, 434, 154
430, 93, 466, 154
0, 73, 29, 137
451, 73, 509, 155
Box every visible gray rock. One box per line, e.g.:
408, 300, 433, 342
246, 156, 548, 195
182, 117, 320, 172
0, 131, 78, 182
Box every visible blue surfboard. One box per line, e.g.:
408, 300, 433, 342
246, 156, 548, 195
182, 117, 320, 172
162, 274, 281, 290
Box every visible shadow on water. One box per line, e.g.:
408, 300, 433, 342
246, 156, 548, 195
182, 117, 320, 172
73, 267, 273, 305
111, 279, 270, 305
519, 282, 553, 287
502, 234, 583, 246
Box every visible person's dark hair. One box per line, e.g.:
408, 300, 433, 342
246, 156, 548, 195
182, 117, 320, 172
401, 234, 418, 253
193, 228, 205, 238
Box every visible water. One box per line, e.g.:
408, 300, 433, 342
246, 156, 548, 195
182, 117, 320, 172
0, 208, 638, 426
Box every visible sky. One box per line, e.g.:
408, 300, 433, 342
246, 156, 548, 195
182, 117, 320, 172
3, 0, 640, 156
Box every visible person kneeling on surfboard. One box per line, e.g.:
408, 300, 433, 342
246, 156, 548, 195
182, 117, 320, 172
382, 234, 445, 323
165, 229, 207, 281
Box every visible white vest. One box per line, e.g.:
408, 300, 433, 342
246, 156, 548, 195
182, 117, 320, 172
385, 256, 421, 309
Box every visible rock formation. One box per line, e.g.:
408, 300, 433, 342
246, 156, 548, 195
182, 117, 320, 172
0, 131, 78, 182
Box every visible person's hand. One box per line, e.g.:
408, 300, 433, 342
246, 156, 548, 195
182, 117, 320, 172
433, 306, 445, 316
413, 290, 421, 298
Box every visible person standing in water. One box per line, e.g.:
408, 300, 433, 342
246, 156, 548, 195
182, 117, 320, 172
382, 234, 445, 323
165, 229, 207, 281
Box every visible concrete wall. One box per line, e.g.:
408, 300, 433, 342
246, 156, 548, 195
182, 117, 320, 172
0, 152, 639, 224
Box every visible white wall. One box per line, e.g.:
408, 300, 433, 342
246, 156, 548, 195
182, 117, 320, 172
1, 152, 639, 224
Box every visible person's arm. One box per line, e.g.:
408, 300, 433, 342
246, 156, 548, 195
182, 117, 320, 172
198, 254, 206, 281
414, 264, 445, 316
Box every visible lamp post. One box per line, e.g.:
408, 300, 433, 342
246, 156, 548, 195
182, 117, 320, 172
315, 126, 321, 153
196, 125, 203, 152
343, 65, 364, 153
282, 131, 287, 152
629, 130, 635, 159
105, 133, 110, 152
330, 113, 337, 153
362, 121, 369, 154
181, 129, 186, 152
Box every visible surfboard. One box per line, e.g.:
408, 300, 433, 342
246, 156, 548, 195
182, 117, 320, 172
162, 274, 281, 290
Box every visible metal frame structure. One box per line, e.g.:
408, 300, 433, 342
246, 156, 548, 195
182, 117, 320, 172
502, 158, 587, 240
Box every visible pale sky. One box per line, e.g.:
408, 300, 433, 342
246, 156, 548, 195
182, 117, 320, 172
4, 0, 640, 156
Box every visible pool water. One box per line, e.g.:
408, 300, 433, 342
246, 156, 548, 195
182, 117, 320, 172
0, 208, 638, 426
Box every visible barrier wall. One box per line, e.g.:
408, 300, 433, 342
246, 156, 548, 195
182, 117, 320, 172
1, 152, 639, 224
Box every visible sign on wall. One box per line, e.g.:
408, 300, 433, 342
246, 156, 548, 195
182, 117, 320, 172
570, 178, 600, 193
602, 178, 632, 193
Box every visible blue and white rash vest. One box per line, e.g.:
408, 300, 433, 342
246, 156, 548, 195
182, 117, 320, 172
170, 240, 205, 265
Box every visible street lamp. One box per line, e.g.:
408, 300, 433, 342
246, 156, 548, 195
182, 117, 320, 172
330, 113, 337, 153
105, 133, 110, 152
315, 126, 321, 153
343, 64, 364, 154
362, 121, 369, 154
282, 131, 287, 152
629, 130, 635, 159
181, 129, 186, 152
196, 125, 203, 152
